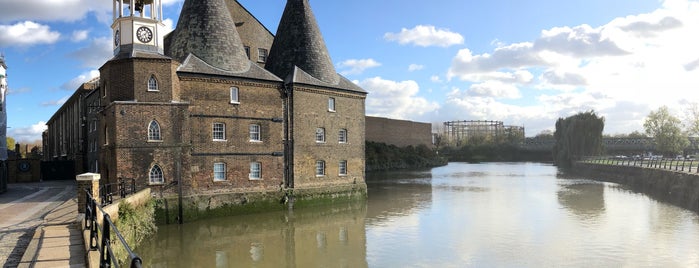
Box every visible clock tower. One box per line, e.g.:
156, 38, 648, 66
112, 0, 165, 56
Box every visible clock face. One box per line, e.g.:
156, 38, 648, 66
114, 30, 120, 46
136, 26, 153, 43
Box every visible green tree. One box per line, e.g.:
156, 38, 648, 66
644, 106, 688, 155
553, 111, 605, 168
6, 136, 15, 151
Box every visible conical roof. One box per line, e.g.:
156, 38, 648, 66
265, 0, 339, 84
168, 0, 249, 73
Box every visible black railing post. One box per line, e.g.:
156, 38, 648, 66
100, 214, 112, 267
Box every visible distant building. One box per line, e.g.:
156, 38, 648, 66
365, 116, 433, 148
44, 0, 367, 203
0, 55, 7, 193
443, 120, 525, 146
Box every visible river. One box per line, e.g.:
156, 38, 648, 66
139, 162, 699, 267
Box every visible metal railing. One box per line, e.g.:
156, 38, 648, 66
100, 178, 137, 206
85, 189, 143, 268
585, 157, 699, 173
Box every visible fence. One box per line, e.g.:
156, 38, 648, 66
85, 189, 143, 268
100, 178, 137, 206
585, 157, 699, 173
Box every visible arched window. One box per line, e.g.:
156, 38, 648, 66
148, 120, 162, 141
148, 75, 158, 91
149, 165, 164, 184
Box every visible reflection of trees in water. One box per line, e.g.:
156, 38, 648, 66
366, 171, 433, 221
557, 182, 606, 220
140, 201, 368, 268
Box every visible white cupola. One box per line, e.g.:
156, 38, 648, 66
112, 0, 166, 56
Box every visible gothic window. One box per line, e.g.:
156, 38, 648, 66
339, 129, 348, 143
147, 75, 158, 91
149, 165, 164, 184
249, 124, 261, 142
148, 120, 162, 141
230, 87, 239, 104
213, 162, 226, 181
213, 123, 226, 141
315, 128, 325, 143
249, 162, 261, 180
315, 160, 325, 177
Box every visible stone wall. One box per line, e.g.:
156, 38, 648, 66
365, 116, 433, 148
572, 162, 699, 214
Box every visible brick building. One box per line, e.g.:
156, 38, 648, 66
365, 116, 434, 148
45, 0, 367, 204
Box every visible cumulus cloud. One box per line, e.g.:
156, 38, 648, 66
9, 121, 48, 143
0, 0, 110, 22
68, 37, 113, 68
0, 21, 60, 47
358, 77, 439, 119
72, 30, 90, 42
408, 64, 425, 72
338, 59, 381, 75
385, 25, 464, 47
61, 70, 100, 91
468, 81, 522, 99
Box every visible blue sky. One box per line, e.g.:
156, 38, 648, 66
1, 0, 698, 142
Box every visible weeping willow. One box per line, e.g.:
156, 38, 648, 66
553, 111, 605, 168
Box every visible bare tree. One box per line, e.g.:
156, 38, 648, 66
684, 101, 699, 136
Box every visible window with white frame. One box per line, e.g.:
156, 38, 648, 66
148, 120, 162, 141
213, 123, 226, 141
249, 162, 261, 180
149, 165, 164, 184
339, 129, 348, 143
339, 160, 348, 176
230, 87, 239, 104
315, 160, 325, 177
249, 124, 261, 142
315, 128, 325, 143
328, 97, 336, 112
213, 162, 226, 181
258, 48, 268, 63
147, 75, 158, 91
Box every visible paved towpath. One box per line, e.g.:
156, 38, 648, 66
0, 181, 77, 268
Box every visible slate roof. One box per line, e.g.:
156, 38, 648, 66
286, 67, 366, 94
265, 0, 340, 85
167, 0, 279, 81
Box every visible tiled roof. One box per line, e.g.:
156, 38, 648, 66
265, 0, 339, 85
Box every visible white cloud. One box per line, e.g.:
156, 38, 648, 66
431, 75, 442, 83
68, 37, 113, 68
440, 0, 699, 135
385, 25, 464, 47
61, 70, 100, 91
0, 21, 60, 47
338, 59, 381, 75
9, 121, 48, 143
72, 30, 90, 42
0, 0, 110, 22
163, 18, 176, 35
358, 77, 439, 120
468, 81, 522, 99
41, 95, 71, 107
408, 64, 425, 72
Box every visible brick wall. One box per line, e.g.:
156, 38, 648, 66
365, 116, 433, 148
292, 86, 366, 188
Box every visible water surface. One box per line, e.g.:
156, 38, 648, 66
140, 162, 699, 267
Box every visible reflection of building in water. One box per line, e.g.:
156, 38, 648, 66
443, 120, 525, 146
365, 171, 433, 221
140, 201, 368, 268
557, 182, 606, 219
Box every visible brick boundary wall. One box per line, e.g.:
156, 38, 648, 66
365, 116, 432, 148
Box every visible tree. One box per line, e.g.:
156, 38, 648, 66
553, 111, 605, 168
644, 106, 689, 155
683, 101, 699, 136
6, 136, 15, 150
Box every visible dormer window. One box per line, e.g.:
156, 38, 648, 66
258, 48, 268, 63
148, 75, 158, 91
